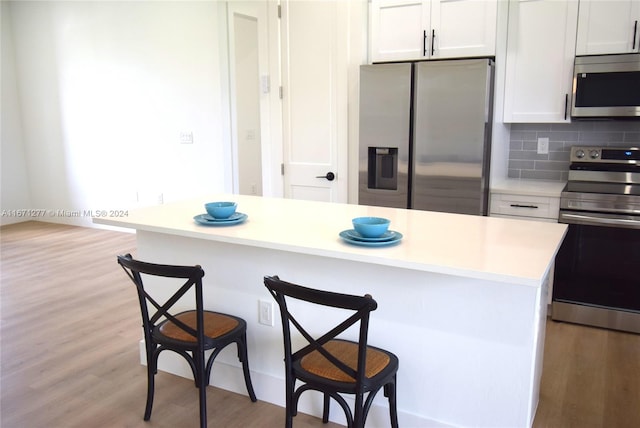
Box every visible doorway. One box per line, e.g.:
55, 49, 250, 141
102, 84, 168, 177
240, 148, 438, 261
227, 1, 279, 196
230, 11, 262, 195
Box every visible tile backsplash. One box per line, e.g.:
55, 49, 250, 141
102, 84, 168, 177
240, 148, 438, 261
508, 121, 640, 181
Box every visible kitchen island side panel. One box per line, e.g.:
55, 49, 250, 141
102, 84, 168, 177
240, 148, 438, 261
135, 229, 544, 428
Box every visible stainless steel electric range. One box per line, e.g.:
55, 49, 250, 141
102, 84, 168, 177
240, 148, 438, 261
552, 146, 640, 334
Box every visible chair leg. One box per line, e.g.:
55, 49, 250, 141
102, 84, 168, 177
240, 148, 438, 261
237, 334, 257, 402
385, 377, 399, 428
285, 375, 295, 428
322, 393, 330, 423
143, 361, 155, 421
143, 345, 158, 421
354, 392, 365, 428
196, 349, 208, 428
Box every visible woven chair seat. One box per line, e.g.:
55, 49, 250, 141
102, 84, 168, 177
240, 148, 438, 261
159, 311, 239, 342
300, 339, 391, 382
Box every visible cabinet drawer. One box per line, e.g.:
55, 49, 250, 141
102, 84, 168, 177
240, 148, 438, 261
490, 193, 559, 220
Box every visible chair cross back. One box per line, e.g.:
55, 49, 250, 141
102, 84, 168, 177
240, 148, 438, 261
264, 275, 399, 428
286, 297, 376, 383
118, 255, 205, 341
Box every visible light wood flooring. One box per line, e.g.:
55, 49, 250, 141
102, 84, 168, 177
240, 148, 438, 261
1, 221, 639, 428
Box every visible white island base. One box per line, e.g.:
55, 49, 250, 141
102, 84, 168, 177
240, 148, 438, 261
95, 195, 566, 427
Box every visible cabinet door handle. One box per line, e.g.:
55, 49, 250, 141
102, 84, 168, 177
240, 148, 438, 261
423, 30, 427, 56
510, 204, 539, 209
431, 29, 435, 56
564, 93, 568, 120
633, 20, 638, 50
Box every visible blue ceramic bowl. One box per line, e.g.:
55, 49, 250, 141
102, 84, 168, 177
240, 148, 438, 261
205, 201, 237, 219
352, 217, 390, 238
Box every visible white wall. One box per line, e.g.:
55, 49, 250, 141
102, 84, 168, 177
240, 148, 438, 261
2, 1, 231, 227
1, 1, 32, 225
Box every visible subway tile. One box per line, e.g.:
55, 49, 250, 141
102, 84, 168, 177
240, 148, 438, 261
579, 131, 624, 143
548, 131, 580, 142
521, 170, 564, 180
548, 141, 566, 152
510, 141, 524, 150
551, 121, 596, 132
534, 160, 570, 171
549, 151, 570, 161
510, 131, 537, 141
508, 122, 640, 181
508, 159, 535, 169
587, 121, 640, 132
508, 169, 521, 179
511, 151, 549, 160
512, 123, 552, 131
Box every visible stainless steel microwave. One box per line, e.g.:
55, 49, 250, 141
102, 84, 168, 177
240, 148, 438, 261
571, 54, 640, 119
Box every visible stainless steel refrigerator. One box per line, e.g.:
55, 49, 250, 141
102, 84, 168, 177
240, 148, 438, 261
358, 58, 494, 215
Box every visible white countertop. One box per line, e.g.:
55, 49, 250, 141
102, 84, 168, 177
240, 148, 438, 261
94, 194, 567, 287
491, 178, 566, 197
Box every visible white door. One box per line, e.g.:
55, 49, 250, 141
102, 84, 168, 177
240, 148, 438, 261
280, 0, 348, 203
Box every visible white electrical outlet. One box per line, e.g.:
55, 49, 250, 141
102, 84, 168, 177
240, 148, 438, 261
180, 131, 193, 144
259, 299, 274, 326
537, 137, 549, 155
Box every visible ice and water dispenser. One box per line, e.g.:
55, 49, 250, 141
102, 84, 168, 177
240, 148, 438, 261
359, 145, 407, 209
368, 147, 398, 190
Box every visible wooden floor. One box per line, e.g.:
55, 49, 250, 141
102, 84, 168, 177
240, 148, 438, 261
1, 221, 639, 428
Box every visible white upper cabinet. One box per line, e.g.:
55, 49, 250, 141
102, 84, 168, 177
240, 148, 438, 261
370, 0, 497, 62
370, 0, 430, 62
576, 0, 640, 55
431, 0, 498, 59
503, 0, 579, 123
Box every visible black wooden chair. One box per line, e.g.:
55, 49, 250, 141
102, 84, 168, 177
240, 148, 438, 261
264, 275, 399, 428
117, 254, 257, 428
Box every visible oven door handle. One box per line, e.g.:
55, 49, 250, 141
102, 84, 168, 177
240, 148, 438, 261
559, 211, 640, 229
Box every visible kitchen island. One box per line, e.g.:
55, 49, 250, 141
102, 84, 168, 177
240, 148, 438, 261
94, 194, 567, 428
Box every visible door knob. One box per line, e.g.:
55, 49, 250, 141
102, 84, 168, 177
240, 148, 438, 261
316, 172, 335, 181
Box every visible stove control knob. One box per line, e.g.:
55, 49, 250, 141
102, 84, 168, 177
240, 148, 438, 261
589, 150, 600, 159
575, 149, 585, 159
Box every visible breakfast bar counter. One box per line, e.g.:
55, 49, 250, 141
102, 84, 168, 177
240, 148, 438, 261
94, 194, 567, 427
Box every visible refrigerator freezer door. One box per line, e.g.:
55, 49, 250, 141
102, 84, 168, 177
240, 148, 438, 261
412, 59, 493, 215
358, 63, 412, 208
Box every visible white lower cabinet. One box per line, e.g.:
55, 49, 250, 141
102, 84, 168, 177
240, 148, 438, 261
489, 193, 560, 222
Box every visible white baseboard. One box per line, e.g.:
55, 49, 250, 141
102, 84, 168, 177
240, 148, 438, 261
138, 340, 451, 427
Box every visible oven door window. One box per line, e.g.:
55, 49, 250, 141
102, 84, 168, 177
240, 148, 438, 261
554, 223, 640, 312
